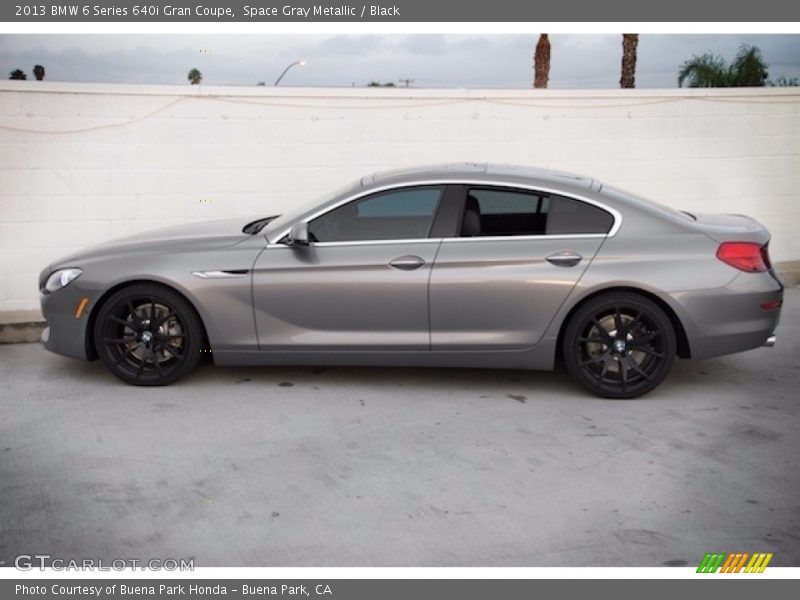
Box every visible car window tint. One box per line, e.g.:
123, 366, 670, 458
309, 187, 443, 242
473, 189, 540, 214
463, 188, 613, 237
544, 194, 614, 234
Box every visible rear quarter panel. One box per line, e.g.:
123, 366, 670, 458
542, 204, 743, 354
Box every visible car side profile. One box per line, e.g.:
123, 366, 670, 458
39, 164, 783, 398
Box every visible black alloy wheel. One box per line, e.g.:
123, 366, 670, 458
564, 291, 676, 399
94, 283, 203, 386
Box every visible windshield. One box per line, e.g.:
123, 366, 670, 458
263, 178, 362, 241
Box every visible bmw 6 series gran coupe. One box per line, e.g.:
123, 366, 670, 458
39, 164, 783, 397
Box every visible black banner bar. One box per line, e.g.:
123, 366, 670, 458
4, 579, 800, 600
4, 0, 800, 22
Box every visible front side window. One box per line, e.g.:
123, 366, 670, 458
460, 187, 614, 237
309, 186, 443, 242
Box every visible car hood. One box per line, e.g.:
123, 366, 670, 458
49, 217, 256, 268
114, 217, 253, 244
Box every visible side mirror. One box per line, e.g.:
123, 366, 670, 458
288, 222, 310, 246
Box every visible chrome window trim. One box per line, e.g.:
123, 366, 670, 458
304, 238, 443, 248
266, 238, 443, 249
266, 234, 606, 250
269, 179, 622, 245
441, 233, 608, 244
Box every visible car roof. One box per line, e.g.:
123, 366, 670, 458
361, 163, 601, 192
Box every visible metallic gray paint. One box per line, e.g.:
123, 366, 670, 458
429, 236, 605, 350
39, 163, 783, 377
252, 241, 440, 351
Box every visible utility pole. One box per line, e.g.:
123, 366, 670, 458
398, 78, 414, 88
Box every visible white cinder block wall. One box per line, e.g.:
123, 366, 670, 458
1, 82, 799, 314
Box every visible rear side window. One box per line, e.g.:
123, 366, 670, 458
461, 187, 613, 237
545, 194, 614, 234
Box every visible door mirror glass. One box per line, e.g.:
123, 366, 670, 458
288, 222, 310, 246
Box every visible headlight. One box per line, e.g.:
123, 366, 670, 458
44, 268, 83, 293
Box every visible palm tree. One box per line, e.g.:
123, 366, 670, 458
187, 68, 203, 85
533, 34, 550, 88
9, 69, 26, 80
678, 45, 768, 87
33, 65, 45, 80
677, 53, 729, 87
728, 45, 769, 86
620, 34, 639, 88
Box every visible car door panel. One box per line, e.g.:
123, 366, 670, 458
252, 241, 440, 351
429, 237, 604, 350
428, 183, 616, 350
251, 185, 449, 352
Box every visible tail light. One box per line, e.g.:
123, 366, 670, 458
716, 242, 770, 273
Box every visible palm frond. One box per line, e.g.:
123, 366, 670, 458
677, 53, 729, 87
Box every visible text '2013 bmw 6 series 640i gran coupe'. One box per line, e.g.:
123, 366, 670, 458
39, 164, 783, 398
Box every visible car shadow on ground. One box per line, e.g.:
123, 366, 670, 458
45, 344, 781, 403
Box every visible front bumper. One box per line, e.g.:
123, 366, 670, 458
39, 284, 96, 360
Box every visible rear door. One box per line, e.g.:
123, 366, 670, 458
429, 185, 615, 350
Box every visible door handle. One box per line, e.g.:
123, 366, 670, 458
389, 255, 425, 270
546, 251, 583, 267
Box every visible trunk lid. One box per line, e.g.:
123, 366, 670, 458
691, 213, 770, 245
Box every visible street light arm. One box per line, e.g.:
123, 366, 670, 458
274, 60, 306, 86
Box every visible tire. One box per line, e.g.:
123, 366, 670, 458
563, 291, 676, 399
94, 283, 203, 386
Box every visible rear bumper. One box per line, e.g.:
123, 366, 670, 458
679, 271, 783, 359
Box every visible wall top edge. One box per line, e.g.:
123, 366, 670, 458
1, 80, 799, 100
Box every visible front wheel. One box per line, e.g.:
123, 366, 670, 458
94, 283, 203, 386
563, 292, 676, 399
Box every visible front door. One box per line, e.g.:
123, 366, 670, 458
252, 186, 446, 351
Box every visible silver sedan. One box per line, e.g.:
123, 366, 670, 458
39, 164, 783, 398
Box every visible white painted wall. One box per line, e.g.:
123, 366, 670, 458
1, 81, 799, 313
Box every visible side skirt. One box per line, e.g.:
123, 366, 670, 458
210, 338, 557, 371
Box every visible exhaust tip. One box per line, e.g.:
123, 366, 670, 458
764, 335, 776, 348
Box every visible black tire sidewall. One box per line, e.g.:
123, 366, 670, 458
564, 292, 677, 399
94, 283, 203, 386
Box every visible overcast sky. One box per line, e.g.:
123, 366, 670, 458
1, 34, 799, 88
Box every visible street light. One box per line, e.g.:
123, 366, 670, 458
274, 60, 307, 86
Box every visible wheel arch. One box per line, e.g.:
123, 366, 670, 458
85, 279, 210, 360
555, 285, 691, 361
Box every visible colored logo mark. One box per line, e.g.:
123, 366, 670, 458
697, 552, 773, 573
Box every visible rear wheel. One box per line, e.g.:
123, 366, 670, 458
94, 283, 203, 386
563, 292, 676, 399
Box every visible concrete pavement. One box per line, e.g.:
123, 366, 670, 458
1, 290, 798, 567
